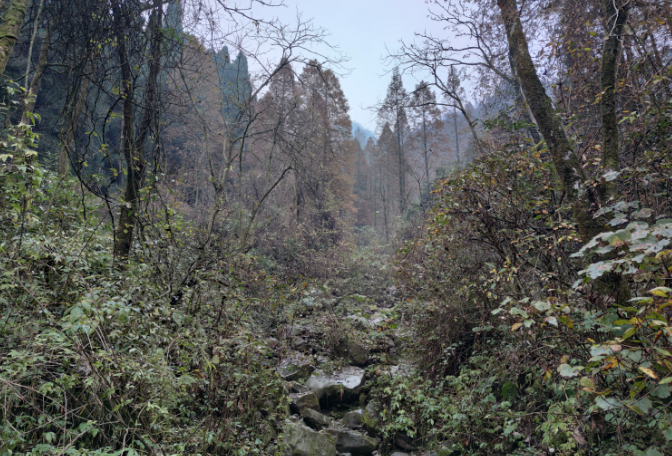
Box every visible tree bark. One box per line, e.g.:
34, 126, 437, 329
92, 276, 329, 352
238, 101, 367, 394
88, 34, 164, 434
20, 23, 50, 127
599, 0, 628, 200
508, 53, 542, 144
0, 0, 29, 81
59, 66, 91, 177
113, 2, 163, 259
497, 0, 600, 240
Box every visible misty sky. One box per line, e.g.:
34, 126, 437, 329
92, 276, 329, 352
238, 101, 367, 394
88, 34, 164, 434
249, 0, 449, 132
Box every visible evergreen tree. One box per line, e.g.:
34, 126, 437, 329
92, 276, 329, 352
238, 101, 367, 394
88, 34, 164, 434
378, 67, 409, 215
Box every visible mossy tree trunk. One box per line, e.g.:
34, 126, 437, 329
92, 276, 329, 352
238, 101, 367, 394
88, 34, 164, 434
498, 0, 630, 305
599, 0, 629, 200
20, 23, 50, 127
0, 0, 29, 81
112, 0, 163, 259
497, 0, 600, 241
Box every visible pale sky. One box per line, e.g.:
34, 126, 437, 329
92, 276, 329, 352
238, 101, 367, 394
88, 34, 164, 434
247, 0, 450, 132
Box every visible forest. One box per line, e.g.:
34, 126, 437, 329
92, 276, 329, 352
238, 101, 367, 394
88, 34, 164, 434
0, 0, 670, 455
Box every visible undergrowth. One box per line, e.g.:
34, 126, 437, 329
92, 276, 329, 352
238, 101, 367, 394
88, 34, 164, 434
380, 141, 672, 455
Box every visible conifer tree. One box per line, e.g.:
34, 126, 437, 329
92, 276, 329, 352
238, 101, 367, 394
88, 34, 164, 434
378, 68, 409, 215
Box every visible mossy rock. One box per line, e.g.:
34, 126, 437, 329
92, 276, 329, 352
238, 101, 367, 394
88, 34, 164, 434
280, 421, 337, 456
362, 401, 382, 436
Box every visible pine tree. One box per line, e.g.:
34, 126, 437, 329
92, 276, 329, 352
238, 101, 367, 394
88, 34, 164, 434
409, 81, 445, 189
378, 68, 409, 215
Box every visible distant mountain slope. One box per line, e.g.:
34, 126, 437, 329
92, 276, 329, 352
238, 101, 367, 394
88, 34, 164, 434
352, 121, 376, 147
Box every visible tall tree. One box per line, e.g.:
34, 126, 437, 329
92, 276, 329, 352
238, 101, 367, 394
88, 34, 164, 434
497, 0, 600, 241
378, 68, 409, 215
113, 0, 165, 259
410, 81, 444, 183
374, 123, 396, 241
599, 0, 629, 200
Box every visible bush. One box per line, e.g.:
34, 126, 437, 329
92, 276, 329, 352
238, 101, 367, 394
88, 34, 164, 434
392, 144, 672, 455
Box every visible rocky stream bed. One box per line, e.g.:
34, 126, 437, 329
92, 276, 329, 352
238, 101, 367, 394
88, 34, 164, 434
260, 284, 453, 456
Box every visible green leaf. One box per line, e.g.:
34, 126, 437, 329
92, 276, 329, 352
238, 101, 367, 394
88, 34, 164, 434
652, 385, 671, 399
596, 397, 621, 411
632, 397, 652, 414
649, 287, 672, 297
533, 301, 551, 312
558, 364, 579, 378
510, 307, 528, 318
544, 316, 558, 326
645, 448, 664, 456
664, 427, 672, 441
622, 326, 637, 340
558, 315, 574, 329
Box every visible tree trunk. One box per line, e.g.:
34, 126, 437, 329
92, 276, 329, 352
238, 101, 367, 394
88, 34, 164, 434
59, 66, 91, 177
0, 0, 29, 81
453, 107, 459, 167
599, 0, 628, 200
508, 53, 541, 144
20, 23, 50, 127
113, 2, 163, 259
113, 26, 137, 259
497, 0, 600, 241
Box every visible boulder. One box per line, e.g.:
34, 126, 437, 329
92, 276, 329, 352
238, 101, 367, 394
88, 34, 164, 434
394, 433, 415, 452
316, 355, 330, 365
361, 402, 382, 437
289, 391, 320, 415
302, 408, 332, 431
281, 421, 338, 456
335, 429, 379, 456
346, 340, 370, 366
277, 353, 315, 381
293, 337, 314, 353
342, 409, 363, 429
305, 367, 365, 407
286, 381, 310, 394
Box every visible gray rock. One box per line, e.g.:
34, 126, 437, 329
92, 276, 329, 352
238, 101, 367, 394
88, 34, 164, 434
342, 409, 363, 429
278, 325, 307, 341
361, 402, 382, 436
316, 355, 330, 365
379, 364, 414, 378
346, 340, 370, 366
302, 408, 332, 431
289, 391, 320, 415
293, 337, 313, 353
394, 433, 415, 451
259, 421, 276, 446
277, 353, 315, 381
286, 381, 310, 394
335, 429, 379, 456
391, 453, 411, 456
305, 366, 365, 406
281, 421, 338, 456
